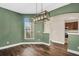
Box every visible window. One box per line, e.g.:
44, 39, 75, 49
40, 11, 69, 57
24, 18, 34, 39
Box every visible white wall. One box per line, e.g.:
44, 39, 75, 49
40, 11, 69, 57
44, 13, 79, 44
49, 16, 65, 44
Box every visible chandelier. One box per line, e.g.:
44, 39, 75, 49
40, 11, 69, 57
32, 3, 49, 22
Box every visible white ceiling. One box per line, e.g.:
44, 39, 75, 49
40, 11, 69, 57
0, 3, 69, 14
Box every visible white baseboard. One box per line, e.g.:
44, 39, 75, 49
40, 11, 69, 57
51, 40, 64, 44
0, 42, 50, 50
0, 43, 22, 50
68, 49, 79, 55
22, 42, 50, 46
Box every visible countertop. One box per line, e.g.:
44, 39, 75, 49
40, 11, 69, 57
68, 33, 79, 35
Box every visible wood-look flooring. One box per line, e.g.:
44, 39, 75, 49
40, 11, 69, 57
0, 43, 78, 56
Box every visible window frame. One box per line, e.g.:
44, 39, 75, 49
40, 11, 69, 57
24, 18, 34, 40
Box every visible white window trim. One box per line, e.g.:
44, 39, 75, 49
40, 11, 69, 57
24, 20, 34, 40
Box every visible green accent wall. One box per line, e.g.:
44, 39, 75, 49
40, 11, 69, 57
49, 3, 79, 16
34, 21, 49, 43
0, 7, 49, 47
68, 35, 79, 51
0, 7, 23, 47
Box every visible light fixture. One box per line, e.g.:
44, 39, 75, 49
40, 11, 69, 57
32, 2, 49, 22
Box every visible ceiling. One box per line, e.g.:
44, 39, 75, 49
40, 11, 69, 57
0, 3, 69, 14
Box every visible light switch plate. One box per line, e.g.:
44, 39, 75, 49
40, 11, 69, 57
77, 46, 79, 49
6, 41, 10, 44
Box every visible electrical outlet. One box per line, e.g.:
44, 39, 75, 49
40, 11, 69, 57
77, 46, 79, 49
6, 41, 10, 44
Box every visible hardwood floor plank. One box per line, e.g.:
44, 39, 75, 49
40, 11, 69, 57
0, 43, 78, 56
